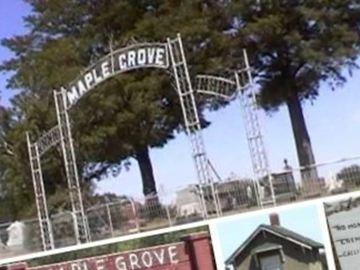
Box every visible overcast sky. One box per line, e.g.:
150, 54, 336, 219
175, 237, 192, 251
1, 1, 360, 202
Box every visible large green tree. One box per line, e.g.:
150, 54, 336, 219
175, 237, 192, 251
72, 0, 228, 196
0, 101, 36, 219
226, 1, 360, 182
0, 0, 227, 207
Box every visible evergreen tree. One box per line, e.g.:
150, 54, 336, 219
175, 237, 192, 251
226, 1, 360, 182
0, 103, 34, 219
0, 0, 226, 205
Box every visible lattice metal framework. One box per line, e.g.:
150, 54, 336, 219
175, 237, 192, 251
194, 50, 275, 207
235, 75, 275, 206
36, 125, 61, 156
26, 133, 55, 250
27, 121, 91, 250
167, 34, 221, 217
196, 75, 237, 101
26, 34, 225, 247
54, 89, 90, 244
27, 92, 90, 249
238, 50, 275, 206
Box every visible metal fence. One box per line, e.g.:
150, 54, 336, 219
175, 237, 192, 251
1, 156, 360, 260
85, 196, 173, 241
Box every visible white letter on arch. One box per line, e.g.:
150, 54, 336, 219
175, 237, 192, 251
155, 48, 165, 66
137, 49, 146, 65
67, 86, 79, 106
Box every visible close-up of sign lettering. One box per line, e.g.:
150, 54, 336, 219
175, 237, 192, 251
65, 43, 168, 107
328, 207, 360, 269
31, 244, 182, 270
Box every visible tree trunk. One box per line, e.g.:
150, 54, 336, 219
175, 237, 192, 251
286, 93, 319, 191
135, 146, 157, 197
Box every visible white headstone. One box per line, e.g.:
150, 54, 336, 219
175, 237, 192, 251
259, 185, 265, 199
6, 221, 26, 250
247, 185, 254, 200
328, 206, 360, 269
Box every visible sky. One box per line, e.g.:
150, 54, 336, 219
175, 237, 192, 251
214, 204, 324, 265
1, 1, 360, 202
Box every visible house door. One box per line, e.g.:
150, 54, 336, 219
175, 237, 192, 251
260, 254, 282, 270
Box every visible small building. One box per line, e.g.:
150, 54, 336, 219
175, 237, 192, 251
214, 179, 256, 210
175, 178, 257, 217
225, 214, 327, 270
271, 172, 297, 194
259, 171, 297, 202
175, 185, 203, 217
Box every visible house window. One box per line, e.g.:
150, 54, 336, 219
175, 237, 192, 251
260, 254, 283, 270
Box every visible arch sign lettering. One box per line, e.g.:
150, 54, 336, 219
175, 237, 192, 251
26, 34, 219, 251
66, 43, 169, 107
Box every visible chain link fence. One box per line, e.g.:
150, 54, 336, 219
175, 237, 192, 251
1, 156, 360, 260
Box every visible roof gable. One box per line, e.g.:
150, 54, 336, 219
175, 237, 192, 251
225, 224, 323, 265
260, 225, 323, 249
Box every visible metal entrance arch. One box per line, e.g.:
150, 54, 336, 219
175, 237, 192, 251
26, 34, 221, 251
194, 50, 276, 208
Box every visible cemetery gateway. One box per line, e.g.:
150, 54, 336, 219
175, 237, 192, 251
26, 33, 271, 252
27, 35, 224, 250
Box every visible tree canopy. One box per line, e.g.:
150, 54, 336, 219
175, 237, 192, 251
0, 0, 359, 219
0, 0, 230, 218
227, 0, 360, 181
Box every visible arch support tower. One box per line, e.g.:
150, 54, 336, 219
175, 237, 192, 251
26, 133, 55, 251
167, 34, 221, 217
54, 89, 90, 244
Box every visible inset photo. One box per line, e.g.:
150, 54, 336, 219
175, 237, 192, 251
1, 225, 217, 270
324, 195, 360, 270
213, 205, 329, 270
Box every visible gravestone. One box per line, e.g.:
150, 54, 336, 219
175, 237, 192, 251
6, 221, 26, 252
